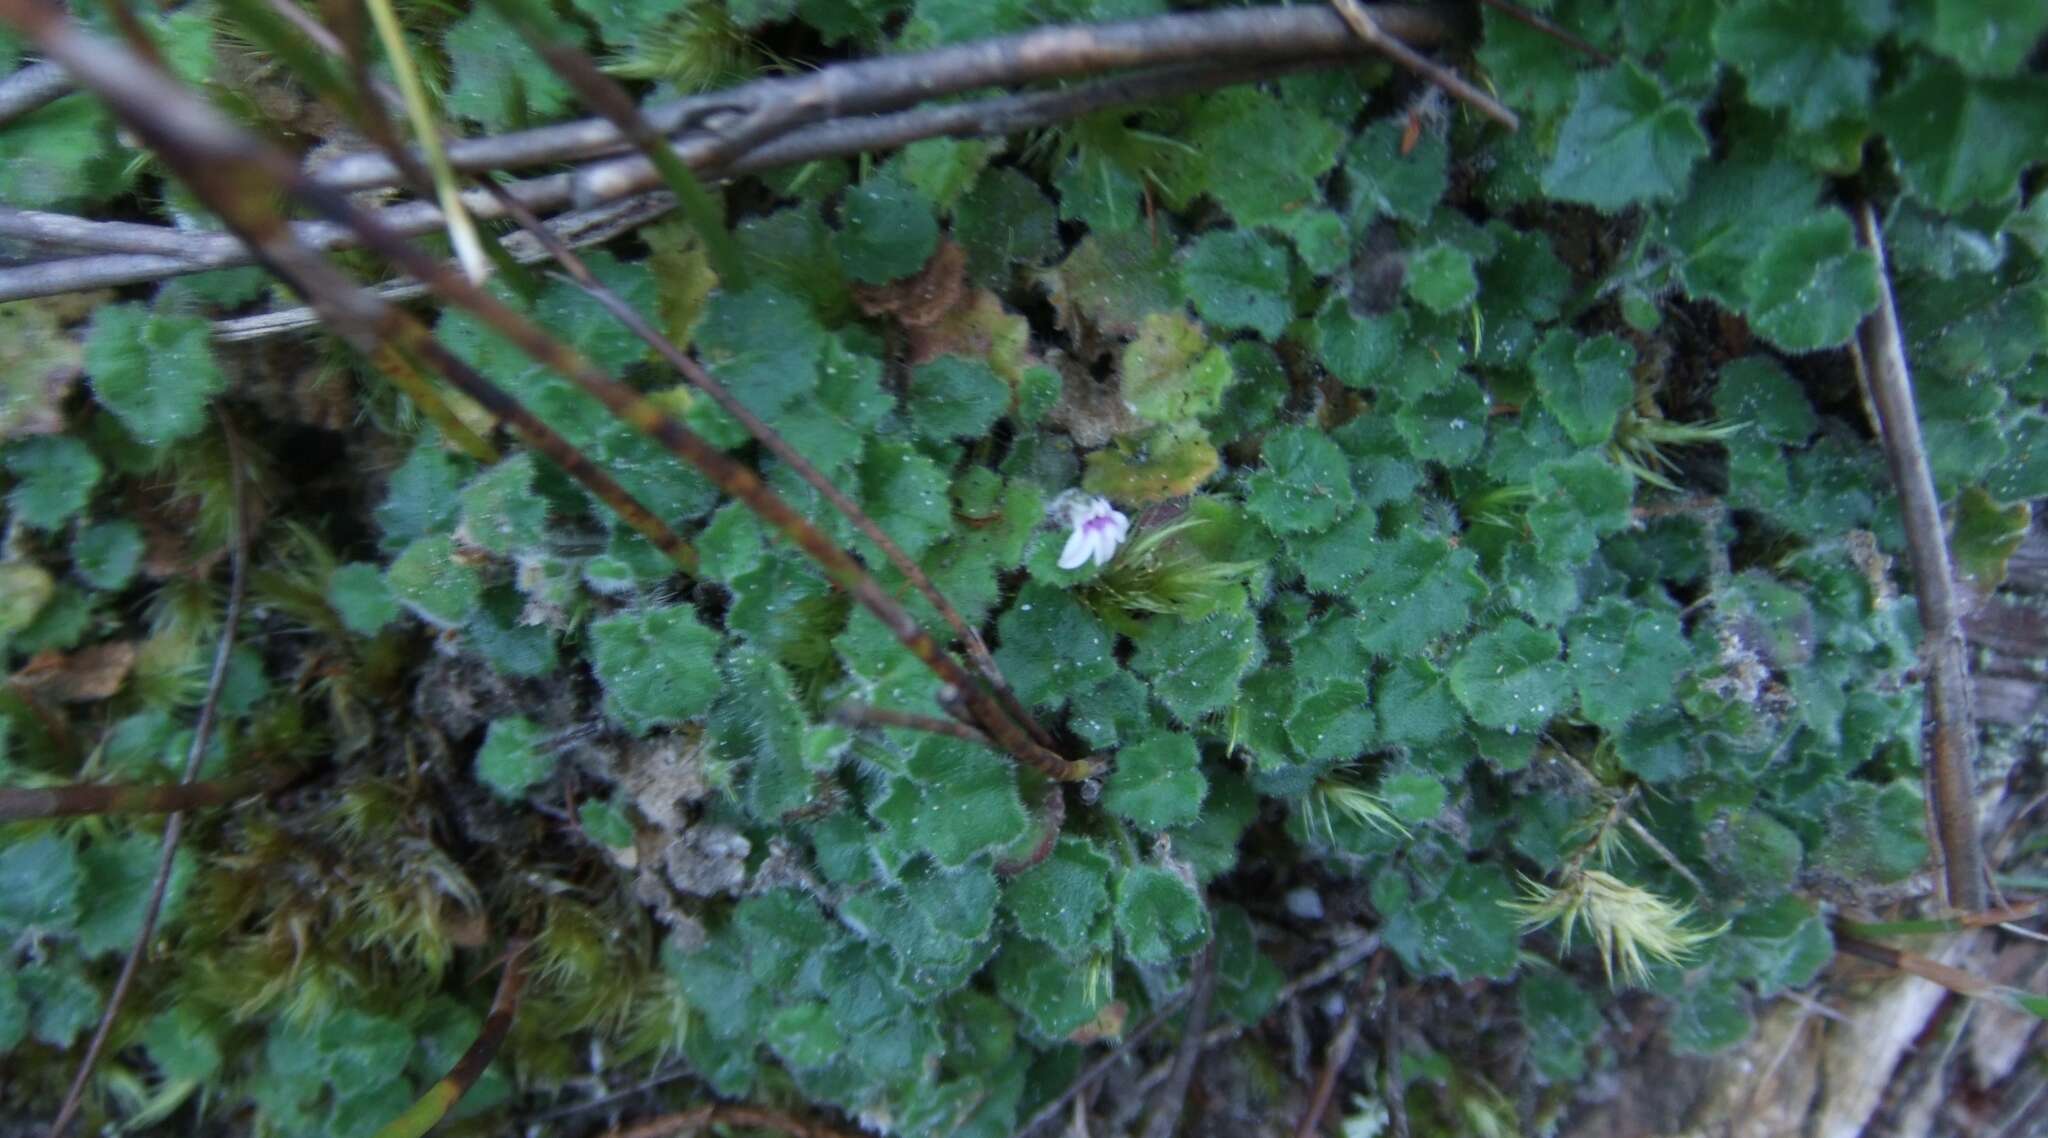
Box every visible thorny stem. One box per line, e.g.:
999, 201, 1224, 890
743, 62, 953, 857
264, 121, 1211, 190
47, 412, 250, 1138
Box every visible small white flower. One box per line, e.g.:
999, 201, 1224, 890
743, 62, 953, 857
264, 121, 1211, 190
1054, 493, 1130, 570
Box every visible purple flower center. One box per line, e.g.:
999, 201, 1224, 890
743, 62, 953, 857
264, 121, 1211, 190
1080, 513, 1117, 536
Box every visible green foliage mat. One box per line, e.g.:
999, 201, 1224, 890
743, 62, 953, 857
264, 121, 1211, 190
3, 1, 2047, 1135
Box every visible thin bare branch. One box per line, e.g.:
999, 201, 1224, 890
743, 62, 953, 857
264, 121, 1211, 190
1850, 202, 1988, 913
0, 767, 292, 822
1139, 946, 1218, 1138
478, 0, 745, 285
1014, 989, 1198, 1138
0, 5, 1445, 301
0, 57, 68, 123
3, 0, 1088, 781
210, 194, 673, 343
1474, 0, 1615, 64
1294, 951, 1386, 1138
47, 412, 250, 1138
310, 4, 1451, 192
479, 177, 1034, 719
1328, 0, 1517, 130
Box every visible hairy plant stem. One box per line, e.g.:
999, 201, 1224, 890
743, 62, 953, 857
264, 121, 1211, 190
367, 941, 531, 1138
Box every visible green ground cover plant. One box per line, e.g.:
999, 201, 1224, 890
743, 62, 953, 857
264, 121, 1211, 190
1, 1, 2044, 1135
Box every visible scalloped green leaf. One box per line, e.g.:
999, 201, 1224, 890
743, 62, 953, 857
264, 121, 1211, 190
84, 304, 226, 447
1122, 312, 1234, 425
1406, 244, 1478, 314
1921, 0, 2048, 77
1567, 598, 1694, 731
1113, 864, 1208, 965
1529, 452, 1635, 563
1181, 229, 1292, 338
1382, 862, 1521, 982
1540, 62, 1709, 212
1714, 356, 1817, 443
385, 536, 481, 628
1001, 836, 1112, 955
954, 167, 1060, 285
992, 943, 1109, 1040
476, 716, 551, 799
836, 172, 940, 284
1740, 211, 1880, 351
1105, 734, 1207, 830
1247, 425, 1356, 535
1532, 331, 1635, 446
875, 737, 1030, 868
0, 833, 81, 935
589, 603, 723, 733
458, 452, 547, 556
1450, 618, 1571, 731
1345, 532, 1487, 657
1344, 115, 1449, 225
1131, 607, 1263, 725
1393, 375, 1489, 467
69, 520, 142, 590
445, 5, 578, 131
1876, 60, 2048, 212
1190, 89, 1344, 229
1376, 658, 1461, 746
1285, 679, 1376, 764
327, 563, 400, 636
907, 356, 1008, 441
4, 436, 100, 531
1711, 0, 1884, 131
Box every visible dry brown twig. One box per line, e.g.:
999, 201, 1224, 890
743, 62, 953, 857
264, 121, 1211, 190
829, 702, 992, 747
0, 4, 1456, 302
1849, 202, 1988, 913
1328, 0, 1518, 130
0, 56, 1336, 301
0, 0, 1092, 784
0, 766, 294, 822
1138, 946, 1219, 1138
0, 55, 68, 123
1294, 950, 1387, 1138
469, 173, 1036, 722
47, 412, 250, 1138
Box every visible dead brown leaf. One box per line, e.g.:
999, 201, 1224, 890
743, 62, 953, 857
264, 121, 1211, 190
852, 240, 968, 329
9, 640, 139, 703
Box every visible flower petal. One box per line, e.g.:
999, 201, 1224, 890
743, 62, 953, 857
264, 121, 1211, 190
1058, 526, 1095, 570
